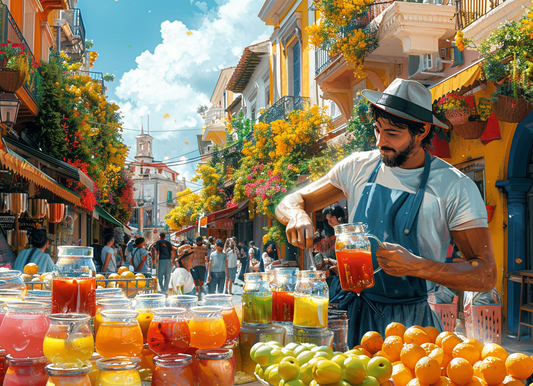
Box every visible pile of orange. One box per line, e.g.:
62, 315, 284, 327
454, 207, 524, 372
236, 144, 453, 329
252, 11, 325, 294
355, 323, 533, 386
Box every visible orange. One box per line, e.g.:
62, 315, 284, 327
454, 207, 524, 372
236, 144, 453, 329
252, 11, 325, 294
401, 344, 427, 370
415, 357, 441, 385
436, 332, 456, 348
407, 378, 429, 386
505, 353, 533, 380
424, 326, 441, 343
479, 357, 506, 386
447, 358, 474, 386
405, 327, 431, 346
442, 335, 463, 357
422, 343, 438, 355
374, 351, 393, 361
361, 331, 384, 355
386, 322, 407, 338
432, 376, 454, 386
472, 361, 483, 378
463, 339, 484, 355
118, 266, 130, 275
429, 348, 444, 365
464, 377, 485, 386
453, 343, 480, 365
135, 273, 147, 288
383, 335, 404, 362
23, 263, 39, 275
357, 347, 372, 357
441, 353, 453, 370
481, 344, 508, 362
502, 376, 524, 386
108, 273, 120, 280
393, 363, 414, 386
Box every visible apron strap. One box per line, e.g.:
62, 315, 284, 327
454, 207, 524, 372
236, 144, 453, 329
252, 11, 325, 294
368, 157, 382, 184
404, 151, 432, 235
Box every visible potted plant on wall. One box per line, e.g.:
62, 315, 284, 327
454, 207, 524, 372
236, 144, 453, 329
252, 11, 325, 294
0, 41, 29, 93
479, 13, 533, 123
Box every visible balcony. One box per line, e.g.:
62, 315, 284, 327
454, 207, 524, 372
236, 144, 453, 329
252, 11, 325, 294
202, 107, 227, 145
204, 107, 226, 126
57, 8, 86, 61
65, 70, 105, 93
259, 96, 310, 124
456, 0, 507, 29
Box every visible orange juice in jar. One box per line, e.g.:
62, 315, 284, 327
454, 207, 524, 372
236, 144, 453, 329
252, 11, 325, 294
95, 310, 143, 358
204, 295, 240, 347
152, 354, 194, 386
45, 364, 91, 386
195, 349, 234, 386
94, 298, 132, 336
95, 357, 141, 386
189, 307, 227, 349
134, 293, 165, 343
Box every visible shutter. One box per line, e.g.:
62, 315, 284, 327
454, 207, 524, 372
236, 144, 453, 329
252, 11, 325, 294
293, 42, 301, 96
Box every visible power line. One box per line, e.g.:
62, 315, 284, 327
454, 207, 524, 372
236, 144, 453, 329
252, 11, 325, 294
87, 121, 203, 133
131, 186, 203, 209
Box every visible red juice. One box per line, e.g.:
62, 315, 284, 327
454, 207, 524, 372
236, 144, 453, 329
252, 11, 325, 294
272, 291, 294, 322
51, 277, 96, 317
0, 314, 49, 358
336, 250, 375, 293
3, 357, 48, 386
147, 320, 190, 356
221, 308, 240, 346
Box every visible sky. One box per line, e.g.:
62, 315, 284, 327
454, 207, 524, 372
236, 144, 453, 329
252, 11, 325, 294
77, 0, 273, 182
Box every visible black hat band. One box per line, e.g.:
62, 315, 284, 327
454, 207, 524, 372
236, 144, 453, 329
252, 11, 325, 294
376, 93, 434, 124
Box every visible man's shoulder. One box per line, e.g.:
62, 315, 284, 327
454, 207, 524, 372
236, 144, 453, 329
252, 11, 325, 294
429, 157, 470, 186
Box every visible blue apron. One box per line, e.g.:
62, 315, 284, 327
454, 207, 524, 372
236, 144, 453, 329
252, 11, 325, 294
330, 151, 442, 347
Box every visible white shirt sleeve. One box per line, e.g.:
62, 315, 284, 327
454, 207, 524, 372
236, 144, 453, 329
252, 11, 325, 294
446, 176, 488, 230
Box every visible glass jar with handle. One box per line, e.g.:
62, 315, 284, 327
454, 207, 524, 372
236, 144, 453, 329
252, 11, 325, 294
204, 294, 240, 347
95, 357, 141, 386
95, 310, 143, 358
94, 298, 133, 336
134, 293, 166, 343
147, 308, 190, 355
45, 364, 91, 386
270, 268, 298, 323
242, 273, 272, 325
334, 223, 383, 293
293, 271, 329, 328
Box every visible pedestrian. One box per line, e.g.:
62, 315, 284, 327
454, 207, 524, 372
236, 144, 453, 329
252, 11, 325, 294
131, 237, 150, 273
169, 249, 195, 296
155, 232, 174, 294
275, 78, 496, 347
224, 238, 238, 295
207, 239, 228, 294
113, 241, 124, 268
261, 241, 280, 272
236, 240, 249, 284
101, 234, 116, 273
190, 236, 208, 296
14, 229, 55, 273
90, 239, 103, 272
248, 241, 260, 272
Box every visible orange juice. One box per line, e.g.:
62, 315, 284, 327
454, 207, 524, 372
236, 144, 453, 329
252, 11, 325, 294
95, 321, 143, 358
136, 311, 153, 343
293, 295, 328, 328
221, 308, 240, 346
189, 318, 227, 349
336, 250, 375, 292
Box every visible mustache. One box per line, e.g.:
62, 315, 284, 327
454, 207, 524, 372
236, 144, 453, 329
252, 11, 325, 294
380, 147, 395, 152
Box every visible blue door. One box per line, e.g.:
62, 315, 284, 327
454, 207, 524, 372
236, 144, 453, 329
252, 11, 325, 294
293, 41, 301, 96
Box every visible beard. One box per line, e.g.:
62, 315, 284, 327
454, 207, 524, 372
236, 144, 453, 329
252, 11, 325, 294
380, 137, 417, 167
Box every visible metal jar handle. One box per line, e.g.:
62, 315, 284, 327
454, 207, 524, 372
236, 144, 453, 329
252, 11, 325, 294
366, 233, 383, 274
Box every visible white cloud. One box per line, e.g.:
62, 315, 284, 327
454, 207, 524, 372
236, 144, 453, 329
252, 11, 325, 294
194, 1, 208, 13
116, 0, 272, 182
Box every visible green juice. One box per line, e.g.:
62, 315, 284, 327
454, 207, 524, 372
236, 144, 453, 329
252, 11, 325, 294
242, 292, 273, 324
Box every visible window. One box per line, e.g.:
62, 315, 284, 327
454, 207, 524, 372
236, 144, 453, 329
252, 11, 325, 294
167, 191, 173, 203
23, 0, 35, 53
456, 158, 486, 202
292, 41, 301, 96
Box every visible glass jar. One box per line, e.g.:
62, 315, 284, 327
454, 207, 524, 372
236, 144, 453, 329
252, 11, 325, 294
96, 357, 141, 386
195, 349, 234, 386
334, 223, 383, 293
204, 294, 240, 347
94, 298, 133, 336
43, 314, 94, 366
328, 310, 349, 352
270, 268, 298, 323
95, 288, 124, 304
167, 295, 197, 311
88, 353, 102, 386
147, 308, 190, 355
0, 348, 6, 384
0, 289, 23, 304
45, 364, 91, 386
95, 310, 143, 358
134, 293, 166, 343
293, 326, 334, 347
0, 271, 26, 292
52, 246, 96, 317
242, 273, 272, 325
188, 306, 227, 349
4, 355, 49, 386
138, 343, 155, 375
238, 324, 286, 377
0, 302, 49, 358
293, 271, 329, 328
151, 354, 193, 386
25, 290, 52, 299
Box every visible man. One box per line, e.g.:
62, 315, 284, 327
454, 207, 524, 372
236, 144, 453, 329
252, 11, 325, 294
14, 229, 55, 272
155, 232, 174, 294
101, 234, 116, 273
236, 240, 249, 283
275, 79, 497, 347
248, 241, 261, 272
190, 236, 209, 296
207, 239, 228, 294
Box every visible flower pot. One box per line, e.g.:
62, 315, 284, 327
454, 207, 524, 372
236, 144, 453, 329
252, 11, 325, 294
445, 107, 471, 126
47, 203, 67, 224
0, 67, 27, 93
493, 94, 533, 123
486, 205, 495, 223
452, 120, 487, 140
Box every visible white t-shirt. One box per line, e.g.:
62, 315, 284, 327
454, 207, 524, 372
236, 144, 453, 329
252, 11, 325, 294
170, 267, 195, 294
327, 150, 488, 263
226, 250, 238, 269
101, 246, 116, 273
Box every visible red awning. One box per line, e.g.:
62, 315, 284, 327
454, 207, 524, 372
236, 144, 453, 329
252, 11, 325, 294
171, 225, 196, 237
200, 199, 250, 226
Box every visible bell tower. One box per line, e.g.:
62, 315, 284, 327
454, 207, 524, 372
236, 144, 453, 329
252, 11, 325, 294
134, 121, 154, 163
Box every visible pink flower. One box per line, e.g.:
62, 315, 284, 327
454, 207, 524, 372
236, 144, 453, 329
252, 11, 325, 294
287, 164, 292, 169
247, 174, 252, 179
282, 188, 287, 193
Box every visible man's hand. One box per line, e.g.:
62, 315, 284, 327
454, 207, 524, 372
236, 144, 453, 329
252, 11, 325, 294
376, 242, 420, 277
286, 210, 314, 249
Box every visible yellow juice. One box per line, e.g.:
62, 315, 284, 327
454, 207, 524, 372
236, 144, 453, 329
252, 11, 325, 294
96, 370, 141, 386
43, 335, 94, 366
94, 313, 104, 336
136, 310, 153, 342
293, 295, 328, 327
95, 322, 143, 358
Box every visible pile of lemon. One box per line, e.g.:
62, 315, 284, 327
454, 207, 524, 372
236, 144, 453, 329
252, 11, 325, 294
96, 266, 146, 289
22, 263, 52, 290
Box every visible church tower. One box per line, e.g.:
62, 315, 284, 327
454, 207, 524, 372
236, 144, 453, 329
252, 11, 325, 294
134, 121, 154, 163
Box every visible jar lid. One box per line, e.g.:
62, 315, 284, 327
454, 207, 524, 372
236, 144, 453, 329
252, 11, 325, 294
328, 310, 348, 320
195, 349, 233, 361
97, 298, 132, 307
154, 354, 193, 367
334, 222, 367, 235
26, 290, 52, 297
0, 270, 22, 279
49, 313, 91, 323
90, 352, 102, 362
96, 357, 140, 371
135, 293, 165, 301
5, 301, 47, 311
153, 307, 186, 317
7, 355, 49, 365
46, 364, 91, 376
297, 270, 326, 279
101, 309, 139, 319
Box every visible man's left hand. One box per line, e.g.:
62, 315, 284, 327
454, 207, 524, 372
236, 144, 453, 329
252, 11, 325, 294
376, 242, 421, 277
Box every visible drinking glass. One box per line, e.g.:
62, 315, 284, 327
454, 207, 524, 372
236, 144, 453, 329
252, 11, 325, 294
4, 355, 49, 386
188, 306, 227, 349
147, 308, 190, 356
0, 302, 49, 358
195, 349, 234, 386
45, 364, 91, 386
95, 357, 141, 386
204, 294, 240, 347
43, 314, 94, 366
94, 298, 133, 336
134, 293, 166, 343
152, 354, 194, 386
95, 310, 143, 358
293, 271, 329, 328
242, 273, 272, 325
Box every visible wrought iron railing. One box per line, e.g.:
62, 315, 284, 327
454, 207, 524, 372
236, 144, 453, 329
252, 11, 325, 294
315, 48, 331, 76
455, 0, 507, 29
259, 96, 311, 124
5, 8, 43, 106
65, 70, 105, 93
70, 9, 86, 49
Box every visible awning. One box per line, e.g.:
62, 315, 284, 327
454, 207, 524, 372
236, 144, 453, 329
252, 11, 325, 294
429, 59, 484, 102
199, 199, 250, 228
0, 139, 81, 206
95, 205, 123, 227
171, 225, 196, 237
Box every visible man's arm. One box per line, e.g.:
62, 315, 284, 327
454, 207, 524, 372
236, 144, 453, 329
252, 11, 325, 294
275, 177, 344, 249
376, 227, 497, 292
102, 252, 112, 272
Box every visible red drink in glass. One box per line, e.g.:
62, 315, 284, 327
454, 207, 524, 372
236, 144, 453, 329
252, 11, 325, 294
336, 250, 375, 292
221, 308, 240, 346
51, 277, 96, 317
272, 291, 294, 322
4, 356, 48, 386
147, 319, 190, 355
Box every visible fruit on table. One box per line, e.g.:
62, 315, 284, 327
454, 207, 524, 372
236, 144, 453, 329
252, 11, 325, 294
312, 359, 342, 384
479, 356, 506, 386
361, 331, 383, 355
24, 263, 39, 275
366, 356, 392, 383
447, 358, 473, 386
342, 356, 366, 385
331, 354, 347, 368
118, 266, 129, 275
414, 357, 440, 385
278, 357, 300, 381
135, 273, 147, 288
296, 351, 315, 365
505, 353, 533, 380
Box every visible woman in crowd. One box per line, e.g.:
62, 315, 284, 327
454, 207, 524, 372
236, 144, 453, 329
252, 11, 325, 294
224, 238, 239, 295
261, 241, 280, 272
169, 249, 195, 295
14, 229, 55, 273
131, 237, 150, 273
